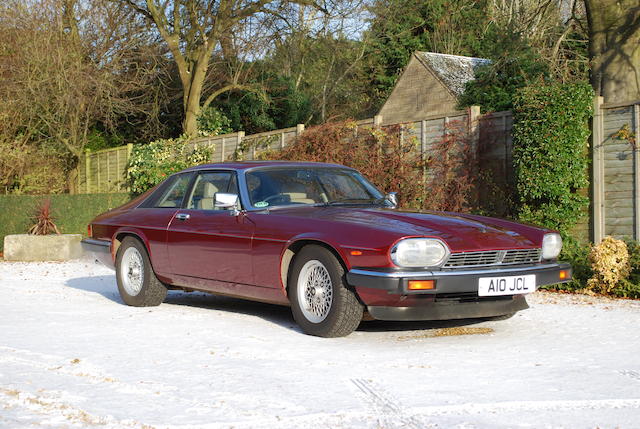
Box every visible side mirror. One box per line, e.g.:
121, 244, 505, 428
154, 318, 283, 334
215, 193, 240, 216
386, 192, 398, 209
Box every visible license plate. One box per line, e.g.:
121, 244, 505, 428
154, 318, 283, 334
478, 274, 536, 296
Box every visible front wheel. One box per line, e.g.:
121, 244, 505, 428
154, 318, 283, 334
290, 245, 363, 337
115, 236, 167, 307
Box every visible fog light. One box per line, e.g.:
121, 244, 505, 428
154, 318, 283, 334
559, 270, 569, 280
408, 280, 435, 290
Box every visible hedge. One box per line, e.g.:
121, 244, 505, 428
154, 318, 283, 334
0, 193, 130, 251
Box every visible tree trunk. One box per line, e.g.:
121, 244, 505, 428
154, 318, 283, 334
585, 0, 640, 103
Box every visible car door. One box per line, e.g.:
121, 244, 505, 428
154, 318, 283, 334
165, 170, 255, 285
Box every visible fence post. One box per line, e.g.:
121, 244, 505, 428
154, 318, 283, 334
296, 124, 305, 136
84, 150, 91, 194
469, 106, 481, 158
592, 96, 605, 244
373, 115, 383, 127
634, 103, 640, 240
236, 131, 245, 160
220, 137, 226, 162
126, 144, 133, 193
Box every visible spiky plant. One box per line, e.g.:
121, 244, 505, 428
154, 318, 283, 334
28, 198, 60, 235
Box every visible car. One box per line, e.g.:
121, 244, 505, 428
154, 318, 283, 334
82, 161, 572, 337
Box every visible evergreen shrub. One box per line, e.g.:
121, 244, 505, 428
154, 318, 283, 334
126, 138, 211, 196
512, 82, 593, 234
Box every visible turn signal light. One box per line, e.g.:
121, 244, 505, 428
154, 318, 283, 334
408, 280, 435, 290
350, 250, 363, 256
559, 270, 569, 280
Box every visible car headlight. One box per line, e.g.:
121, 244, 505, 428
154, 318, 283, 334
390, 238, 449, 268
542, 233, 562, 260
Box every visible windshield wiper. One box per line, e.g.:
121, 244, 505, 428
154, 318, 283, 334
321, 198, 386, 206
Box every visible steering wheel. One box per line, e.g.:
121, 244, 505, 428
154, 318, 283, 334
262, 194, 288, 205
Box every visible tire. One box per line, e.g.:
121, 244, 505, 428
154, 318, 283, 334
289, 245, 363, 337
115, 236, 167, 307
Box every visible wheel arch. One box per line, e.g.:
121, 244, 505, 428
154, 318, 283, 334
112, 228, 152, 262
280, 238, 349, 297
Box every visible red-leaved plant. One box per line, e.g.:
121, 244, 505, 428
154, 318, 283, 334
261, 120, 479, 213
28, 198, 60, 235
263, 121, 426, 210
426, 120, 478, 212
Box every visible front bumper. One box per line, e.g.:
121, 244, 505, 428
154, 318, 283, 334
81, 238, 114, 269
347, 262, 571, 321
347, 262, 572, 295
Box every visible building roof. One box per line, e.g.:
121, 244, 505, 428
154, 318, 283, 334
415, 52, 490, 96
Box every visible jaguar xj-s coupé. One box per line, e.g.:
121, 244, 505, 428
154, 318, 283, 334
82, 161, 571, 337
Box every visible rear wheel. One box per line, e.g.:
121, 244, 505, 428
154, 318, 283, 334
290, 245, 363, 337
115, 236, 167, 307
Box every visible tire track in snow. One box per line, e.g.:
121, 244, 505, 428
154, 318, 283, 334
350, 378, 428, 429
409, 398, 640, 416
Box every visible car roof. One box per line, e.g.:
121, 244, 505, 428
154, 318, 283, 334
183, 160, 351, 172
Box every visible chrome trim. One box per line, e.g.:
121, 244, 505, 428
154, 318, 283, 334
349, 263, 563, 279
82, 238, 111, 248
443, 248, 542, 268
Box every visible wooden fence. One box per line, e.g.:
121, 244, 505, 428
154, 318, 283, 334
77, 109, 496, 195
77, 144, 132, 194
592, 97, 640, 242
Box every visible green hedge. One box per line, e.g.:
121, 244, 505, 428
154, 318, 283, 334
512, 81, 593, 234
0, 193, 130, 251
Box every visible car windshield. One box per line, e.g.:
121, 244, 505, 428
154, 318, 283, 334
245, 167, 387, 208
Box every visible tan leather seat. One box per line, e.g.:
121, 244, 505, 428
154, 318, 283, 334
284, 183, 315, 204
197, 182, 219, 210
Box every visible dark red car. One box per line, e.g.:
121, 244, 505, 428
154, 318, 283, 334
82, 161, 571, 337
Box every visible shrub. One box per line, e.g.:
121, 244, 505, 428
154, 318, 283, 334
427, 121, 478, 212
197, 106, 233, 137
512, 82, 593, 233
28, 198, 60, 235
126, 137, 211, 196
256, 120, 479, 213
260, 121, 426, 209
542, 237, 592, 292
586, 236, 630, 295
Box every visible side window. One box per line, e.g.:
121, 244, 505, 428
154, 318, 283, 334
153, 173, 192, 208
186, 171, 237, 210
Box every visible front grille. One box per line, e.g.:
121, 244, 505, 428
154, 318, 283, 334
444, 248, 541, 268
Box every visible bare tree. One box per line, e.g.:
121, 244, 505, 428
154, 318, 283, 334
117, 0, 326, 136
0, 0, 168, 192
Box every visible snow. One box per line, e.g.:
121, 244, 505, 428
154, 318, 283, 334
417, 52, 491, 96
1, 260, 639, 429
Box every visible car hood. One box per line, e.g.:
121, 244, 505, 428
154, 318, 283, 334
274, 206, 545, 252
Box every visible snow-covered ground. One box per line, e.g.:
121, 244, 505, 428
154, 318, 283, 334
1, 260, 639, 429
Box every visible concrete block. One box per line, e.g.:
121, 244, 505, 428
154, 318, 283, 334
3, 234, 83, 262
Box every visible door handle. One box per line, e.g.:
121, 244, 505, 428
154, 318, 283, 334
176, 213, 190, 221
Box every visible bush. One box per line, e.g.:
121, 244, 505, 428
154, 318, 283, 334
0, 193, 130, 252
255, 120, 478, 213
542, 237, 592, 292
512, 82, 593, 233
126, 137, 211, 196
586, 237, 630, 294
197, 106, 233, 137
427, 121, 478, 212
260, 121, 426, 209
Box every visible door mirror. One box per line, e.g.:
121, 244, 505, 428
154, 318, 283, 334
214, 193, 240, 215
386, 192, 398, 208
